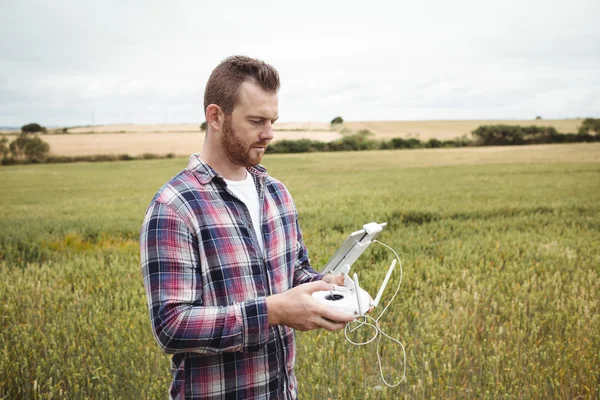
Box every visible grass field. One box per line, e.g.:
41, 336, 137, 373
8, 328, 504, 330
1, 143, 599, 399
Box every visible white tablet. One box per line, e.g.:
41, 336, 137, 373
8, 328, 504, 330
320, 222, 387, 274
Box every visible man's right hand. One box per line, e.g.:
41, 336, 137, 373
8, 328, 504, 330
266, 281, 355, 332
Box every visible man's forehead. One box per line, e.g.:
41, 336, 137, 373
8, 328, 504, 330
236, 81, 278, 115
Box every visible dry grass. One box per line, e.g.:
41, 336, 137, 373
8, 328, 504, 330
1, 119, 586, 156
41, 131, 340, 156
343, 119, 584, 140
65, 122, 335, 134
67, 124, 200, 134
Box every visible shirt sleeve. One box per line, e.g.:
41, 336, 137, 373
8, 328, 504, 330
292, 212, 325, 286
140, 201, 269, 355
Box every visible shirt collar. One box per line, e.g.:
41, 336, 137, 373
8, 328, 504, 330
186, 153, 269, 185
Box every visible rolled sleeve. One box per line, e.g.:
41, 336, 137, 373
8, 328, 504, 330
241, 297, 269, 352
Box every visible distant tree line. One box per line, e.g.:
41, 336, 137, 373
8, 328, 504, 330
267, 120, 600, 154
266, 130, 471, 154
472, 123, 599, 146
2, 119, 599, 165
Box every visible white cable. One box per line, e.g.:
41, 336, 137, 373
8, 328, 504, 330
342, 239, 406, 388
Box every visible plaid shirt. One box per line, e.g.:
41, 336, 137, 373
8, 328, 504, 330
140, 154, 324, 400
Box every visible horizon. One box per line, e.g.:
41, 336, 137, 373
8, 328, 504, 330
0, 116, 593, 131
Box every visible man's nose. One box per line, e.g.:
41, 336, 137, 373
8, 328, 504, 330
261, 122, 275, 141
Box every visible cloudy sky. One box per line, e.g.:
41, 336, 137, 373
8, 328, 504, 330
1, 0, 598, 127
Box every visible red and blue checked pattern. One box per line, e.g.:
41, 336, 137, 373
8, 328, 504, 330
140, 154, 324, 400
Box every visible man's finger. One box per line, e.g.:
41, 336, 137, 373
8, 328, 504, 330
317, 304, 355, 323
303, 280, 334, 294
317, 317, 349, 332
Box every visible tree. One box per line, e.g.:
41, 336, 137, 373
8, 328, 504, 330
535, 116, 542, 120
200, 122, 207, 131
330, 116, 344, 125
21, 123, 46, 134
472, 125, 524, 146
0, 136, 9, 160
9, 133, 50, 162
472, 124, 560, 145
578, 118, 600, 136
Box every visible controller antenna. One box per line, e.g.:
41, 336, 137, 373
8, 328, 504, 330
353, 273, 363, 316
373, 259, 396, 307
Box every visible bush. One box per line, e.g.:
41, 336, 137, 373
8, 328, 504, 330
0, 136, 9, 160
425, 138, 442, 148
471, 124, 600, 146
330, 116, 344, 125
520, 125, 558, 144
328, 131, 378, 151
267, 139, 327, 154
472, 125, 524, 146
2, 152, 179, 166
472, 125, 562, 146
21, 123, 46, 134
548, 133, 599, 143
578, 118, 600, 136
444, 135, 472, 148
200, 122, 207, 131
389, 137, 422, 149
9, 133, 50, 162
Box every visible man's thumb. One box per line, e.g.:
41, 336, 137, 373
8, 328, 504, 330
304, 280, 334, 294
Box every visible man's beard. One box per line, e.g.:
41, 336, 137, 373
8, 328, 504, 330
221, 116, 267, 167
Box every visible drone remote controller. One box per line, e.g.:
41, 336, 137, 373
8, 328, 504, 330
312, 222, 396, 317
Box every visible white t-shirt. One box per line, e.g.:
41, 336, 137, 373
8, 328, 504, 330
224, 172, 265, 253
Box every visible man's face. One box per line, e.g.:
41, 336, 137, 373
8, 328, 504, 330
220, 81, 278, 168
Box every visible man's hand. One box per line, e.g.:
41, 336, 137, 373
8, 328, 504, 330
322, 274, 375, 314
321, 274, 345, 286
266, 281, 355, 331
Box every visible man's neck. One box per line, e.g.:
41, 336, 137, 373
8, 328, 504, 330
199, 144, 247, 181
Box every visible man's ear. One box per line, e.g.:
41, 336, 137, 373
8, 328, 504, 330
205, 104, 223, 132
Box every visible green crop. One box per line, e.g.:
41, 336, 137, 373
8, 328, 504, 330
1, 144, 599, 399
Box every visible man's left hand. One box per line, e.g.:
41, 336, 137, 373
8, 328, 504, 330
320, 274, 375, 314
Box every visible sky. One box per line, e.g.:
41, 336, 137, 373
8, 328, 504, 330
0, 0, 598, 127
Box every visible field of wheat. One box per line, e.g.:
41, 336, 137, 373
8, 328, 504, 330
1, 119, 584, 157
1, 143, 599, 399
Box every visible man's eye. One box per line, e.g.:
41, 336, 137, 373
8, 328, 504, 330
250, 120, 262, 125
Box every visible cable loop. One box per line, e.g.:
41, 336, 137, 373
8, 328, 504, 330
341, 239, 406, 387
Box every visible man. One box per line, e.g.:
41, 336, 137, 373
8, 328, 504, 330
140, 55, 354, 400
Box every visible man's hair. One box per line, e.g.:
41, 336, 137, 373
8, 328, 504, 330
204, 55, 280, 116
